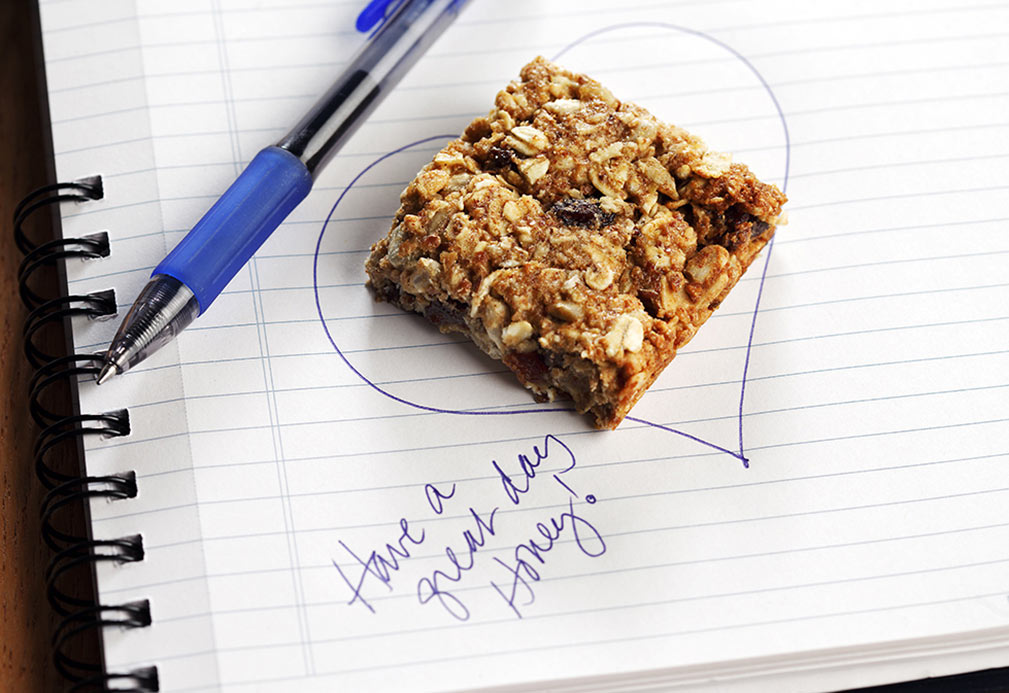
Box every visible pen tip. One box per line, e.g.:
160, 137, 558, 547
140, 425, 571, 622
96, 361, 118, 386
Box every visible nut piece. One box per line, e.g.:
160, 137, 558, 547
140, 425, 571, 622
545, 98, 582, 115
385, 223, 414, 269
588, 168, 624, 198
695, 150, 732, 178
403, 257, 441, 294
424, 202, 452, 234
416, 168, 451, 197
638, 157, 679, 198
506, 125, 549, 155
502, 199, 522, 223
603, 314, 644, 359
547, 301, 584, 322
482, 297, 509, 330
585, 265, 614, 291
502, 320, 534, 347
517, 156, 550, 184
589, 142, 625, 164
684, 244, 729, 284
578, 81, 617, 107
433, 150, 466, 166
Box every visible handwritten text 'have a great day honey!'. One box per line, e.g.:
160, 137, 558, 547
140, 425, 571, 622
332, 434, 606, 620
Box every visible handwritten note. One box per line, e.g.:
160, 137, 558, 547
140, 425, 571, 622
333, 435, 606, 621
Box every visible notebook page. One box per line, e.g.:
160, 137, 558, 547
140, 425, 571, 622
39, 0, 1009, 691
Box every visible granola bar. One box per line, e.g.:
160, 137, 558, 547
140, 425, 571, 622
365, 57, 787, 429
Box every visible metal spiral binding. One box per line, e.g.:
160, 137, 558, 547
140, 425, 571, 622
13, 176, 103, 255
14, 177, 159, 692
24, 291, 117, 369
18, 232, 110, 308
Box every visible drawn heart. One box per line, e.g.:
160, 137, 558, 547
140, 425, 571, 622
313, 23, 790, 467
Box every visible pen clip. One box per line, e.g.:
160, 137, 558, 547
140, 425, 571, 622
355, 0, 409, 35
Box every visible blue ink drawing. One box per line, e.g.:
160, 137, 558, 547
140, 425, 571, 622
312, 24, 791, 468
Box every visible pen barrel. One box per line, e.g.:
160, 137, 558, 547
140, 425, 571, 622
277, 0, 467, 175
154, 146, 312, 312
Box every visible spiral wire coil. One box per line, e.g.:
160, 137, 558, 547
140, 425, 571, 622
14, 178, 159, 692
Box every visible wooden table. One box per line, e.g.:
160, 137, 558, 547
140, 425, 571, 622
0, 0, 94, 689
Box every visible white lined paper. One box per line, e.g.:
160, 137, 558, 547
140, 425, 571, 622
38, 0, 1009, 691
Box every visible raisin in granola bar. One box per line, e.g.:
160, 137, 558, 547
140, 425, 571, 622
365, 57, 786, 429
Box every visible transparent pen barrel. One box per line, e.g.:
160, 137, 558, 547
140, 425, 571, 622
101, 275, 199, 379
276, 0, 466, 175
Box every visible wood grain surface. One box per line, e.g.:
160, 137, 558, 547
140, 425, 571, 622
0, 0, 95, 690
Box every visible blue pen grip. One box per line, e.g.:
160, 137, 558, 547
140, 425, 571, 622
155, 146, 313, 312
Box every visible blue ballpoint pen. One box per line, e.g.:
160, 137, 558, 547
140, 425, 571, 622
96, 0, 468, 384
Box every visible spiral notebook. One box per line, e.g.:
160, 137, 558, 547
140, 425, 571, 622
20, 0, 1009, 691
